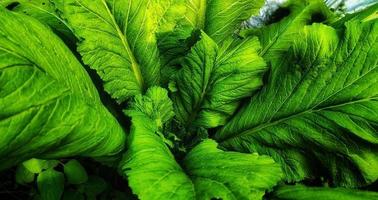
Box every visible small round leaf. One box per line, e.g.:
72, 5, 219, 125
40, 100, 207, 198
63, 159, 88, 184
37, 169, 64, 200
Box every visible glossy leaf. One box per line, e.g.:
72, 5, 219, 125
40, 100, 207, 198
59, 0, 179, 102
270, 185, 378, 200
172, 32, 267, 128
0, 9, 125, 170
217, 13, 378, 187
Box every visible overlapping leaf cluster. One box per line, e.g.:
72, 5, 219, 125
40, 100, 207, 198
0, 0, 377, 199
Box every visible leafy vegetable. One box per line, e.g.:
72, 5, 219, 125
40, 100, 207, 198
158, 0, 265, 83
0, 8, 125, 170
120, 87, 282, 200
1, 0, 378, 199
270, 184, 378, 200
171, 32, 267, 128
178, 0, 264, 43
0, 0, 75, 44
241, 0, 336, 61
58, 0, 173, 102
217, 9, 378, 187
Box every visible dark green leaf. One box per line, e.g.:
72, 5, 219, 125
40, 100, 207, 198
63, 159, 88, 184
37, 169, 65, 200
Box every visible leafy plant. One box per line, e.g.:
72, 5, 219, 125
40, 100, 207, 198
0, 0, 377, 199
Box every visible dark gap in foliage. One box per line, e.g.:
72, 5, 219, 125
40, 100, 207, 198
301, 177, 328, 187
85, 67, 131, 133
207, 127, 218, 139
266, 7, 291, 25
5, 2, 19, 10
310, 12, 327, 24
0, 168, 31, 200
361, 180, 378, 191
188, 29, 202, 48
79, 158, 138, 199
262, 64, 272, 87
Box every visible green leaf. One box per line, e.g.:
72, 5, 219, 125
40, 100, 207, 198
125, 86, 174, 128
63, 159, 88, 184
37, 169, 65, 200
216, 14, 378, 186
59, 0, 178, 102
120, 107, 282, 200
241, 0, 335, 62
184, 139, 283, 200
270, 184, 378, 200
1, 0, 75, 44
158, 0, 265, 82
172, 31, 266, 128
119, 113, 195, 200
183, 0, 264, 43
15, 164, 35, 184
22, 159, 58, 174
0, 8, 125, 170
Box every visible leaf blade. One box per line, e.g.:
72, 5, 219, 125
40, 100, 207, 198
217, 13, 378, 187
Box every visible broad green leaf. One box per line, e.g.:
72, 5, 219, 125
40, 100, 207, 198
37, 169, 65, 200
172, 32, 266, 128
125, 86, 174, 128
119, 113, 195, 200
158, 0, 265, 83
0, 9, 125, 170
216, 14, 378, 187
156, 0, 192, 68
63, 159, 88, 184
15, 164, 35, 184
270, 184, 378, 200
241, 0, 335, 62
121, 97, 281, 200
332, 2, 378, 27
183, 0, 264, 43
184, 139, 283, 200
59, 0, 178, 102
1, 0, 75, 44
22, 158, 58, 174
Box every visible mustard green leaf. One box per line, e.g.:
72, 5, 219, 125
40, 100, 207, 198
241, 0, 336, 62
120, 113, 195, 200
270, 184, 378, 200
0, 8, 125, 170
184, 0, 264, 43
59, 0, 178, 102
184, 139, 283, 200
217, 14, 378, 187
1, 0, 75, 44
121, 93, 282, 200
125, 86, 174, 129
172, 31, 267, 128
158, 0, 265, 83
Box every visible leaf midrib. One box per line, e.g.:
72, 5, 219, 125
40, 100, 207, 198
219, 97, 378, 143
100, 0, 144, 91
